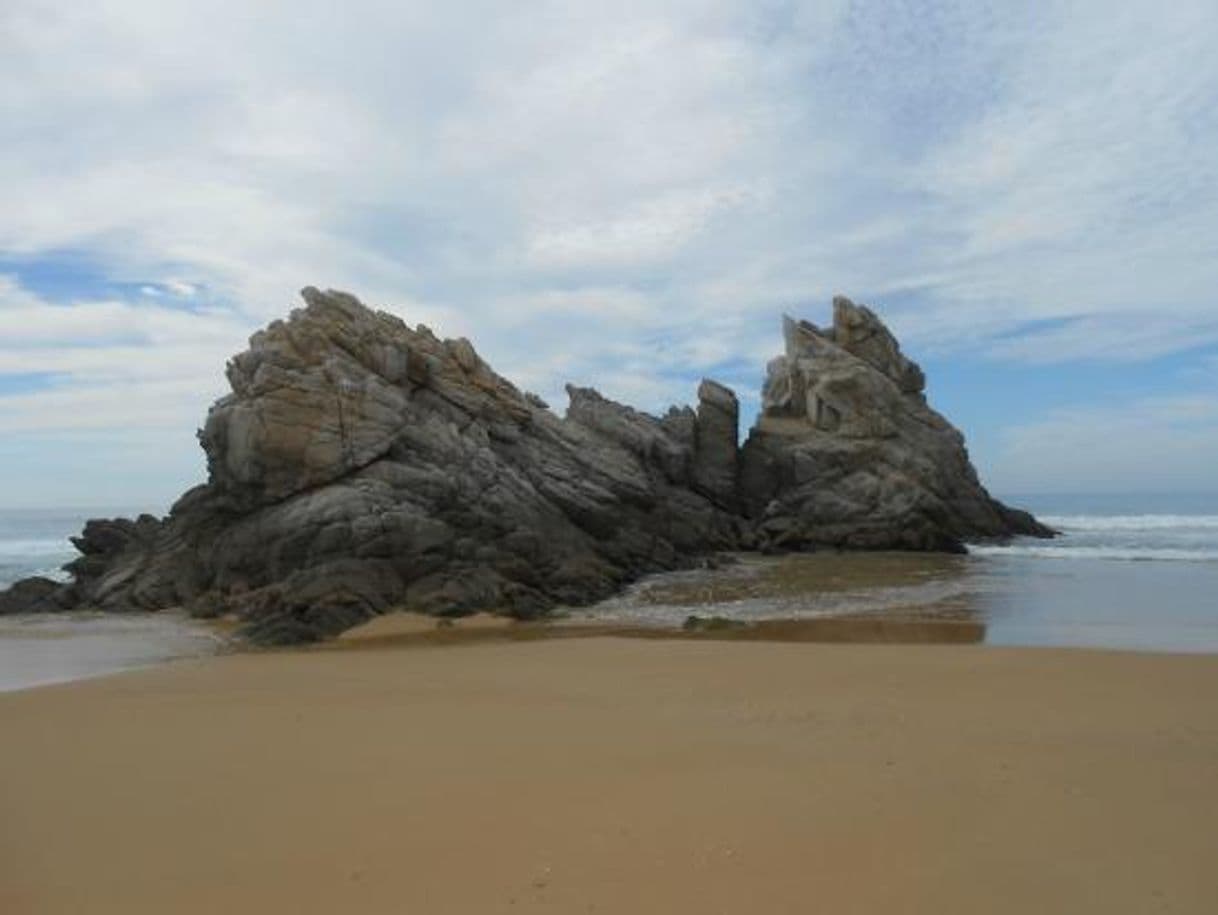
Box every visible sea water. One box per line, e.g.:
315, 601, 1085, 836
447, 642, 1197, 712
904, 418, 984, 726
971, 493, 1218, 652
579, 493, 1218, 654
0, 508, 88, 587
0, 508, 222, 692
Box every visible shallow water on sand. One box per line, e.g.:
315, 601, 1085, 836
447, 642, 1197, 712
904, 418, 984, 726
577, 494, 1218, 655
579, 542, 1218, 654
0, 612, 225, 692
0, 508, 229, 692
575, 550, 1218, 653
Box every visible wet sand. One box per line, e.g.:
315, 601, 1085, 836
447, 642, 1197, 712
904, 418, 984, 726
577, 551, 980, 628
0, 611, 224, 692
2, 636, 1216, 914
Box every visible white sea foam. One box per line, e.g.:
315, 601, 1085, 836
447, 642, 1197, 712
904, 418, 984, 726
969, 544, 1218, 562
1040, 514, 1218, 531
971, 511, 1218, 563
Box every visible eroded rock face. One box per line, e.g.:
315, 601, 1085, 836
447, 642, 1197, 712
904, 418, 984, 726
739, 296, 1053, 551
0, 289, 1050, 643
693, 380, 740, 510
14, 288, 744, 642
0, 577, 67, 615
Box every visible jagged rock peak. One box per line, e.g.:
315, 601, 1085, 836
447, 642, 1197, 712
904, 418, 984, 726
743, 295, 1053, 550
775, 296, 924, 405
830, 296, 926, 394
694, 379, 739, 509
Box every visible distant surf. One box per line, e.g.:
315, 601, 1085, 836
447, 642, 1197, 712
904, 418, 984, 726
1040, 514, 1218, 530
971, 512, 1218, 563
0, 507, 223, 692
0, 508, 96, 589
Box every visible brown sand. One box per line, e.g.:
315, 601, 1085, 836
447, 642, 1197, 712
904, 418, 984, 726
2, 638, 1216, 914
337, 610, 514, 642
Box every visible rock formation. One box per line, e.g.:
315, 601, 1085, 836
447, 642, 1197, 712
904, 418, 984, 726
0, 576, 67, 615
693, 380, 740, 510
739, 297, 1052, 551
0, 288, 1052, 638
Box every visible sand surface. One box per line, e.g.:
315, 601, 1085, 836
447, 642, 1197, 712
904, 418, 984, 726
2, 638, 1216, 913
337, 610, 514, 642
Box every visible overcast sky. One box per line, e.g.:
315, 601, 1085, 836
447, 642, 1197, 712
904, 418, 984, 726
2, 0, 1217, 509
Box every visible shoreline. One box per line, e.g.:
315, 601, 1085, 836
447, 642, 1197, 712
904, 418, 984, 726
5, 602, 1218, 696
0, 609, 232, 695
3, 636, 1216, 913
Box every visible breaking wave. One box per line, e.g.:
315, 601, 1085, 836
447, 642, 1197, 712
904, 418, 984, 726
1040, 515, 1218, 531
973, 512, 1218, 563
970, 544, 1218, 563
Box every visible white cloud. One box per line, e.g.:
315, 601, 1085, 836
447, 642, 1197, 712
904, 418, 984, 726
988, 316, 1218, 364
2, 1, 1218, 502
524, 185, 766, 271
164, 280, 197, 296
989, 395, 1218, 493
0, 279, 248, 450
912, 1, 1218, 321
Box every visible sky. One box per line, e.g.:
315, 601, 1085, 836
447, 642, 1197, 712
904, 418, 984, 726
2, 0, 1217, 510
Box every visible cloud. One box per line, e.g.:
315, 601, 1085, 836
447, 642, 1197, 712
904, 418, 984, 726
523, 185, 766, 271
2, 1, 1218, 502
989, 394, 1218, 493
0, 277, 248, 439
163, 280, 197, 297
988, 316, 1218, 364
5, 2, 1215, 331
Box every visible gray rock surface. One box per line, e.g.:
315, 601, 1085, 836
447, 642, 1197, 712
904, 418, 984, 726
693, 379, 740, 510
739, 296, 1053, 551
0, 576, 67, 615
0, 289, 1051, 642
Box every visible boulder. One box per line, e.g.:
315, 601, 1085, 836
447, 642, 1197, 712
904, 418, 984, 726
0, 576, 69, 615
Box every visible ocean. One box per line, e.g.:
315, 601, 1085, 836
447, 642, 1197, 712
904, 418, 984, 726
970, 492, 1218, 653
0, 508, 92, 588
1, 494, 1217, 691
0, 508, 222, 692
579, 492, 1218, 654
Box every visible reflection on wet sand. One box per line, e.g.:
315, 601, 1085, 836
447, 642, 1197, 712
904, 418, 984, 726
333, 546, 1218, 654
326, 614, 986, 651
673, 615, 985, 644
574, 550, 987, 638
329, 552, 990, 651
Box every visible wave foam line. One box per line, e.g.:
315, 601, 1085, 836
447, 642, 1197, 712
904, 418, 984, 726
1039, 514, 1218, 531
970, 544, 1218, 562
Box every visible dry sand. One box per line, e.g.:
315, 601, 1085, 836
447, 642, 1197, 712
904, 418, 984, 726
2, 637, 1216, 914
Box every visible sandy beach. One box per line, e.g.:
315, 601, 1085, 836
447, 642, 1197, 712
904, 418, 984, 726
2, 635, 1216, 914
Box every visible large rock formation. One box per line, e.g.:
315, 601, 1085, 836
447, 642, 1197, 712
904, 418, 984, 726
739, 297, 1052, 551
0, 289, 1051, 638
